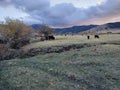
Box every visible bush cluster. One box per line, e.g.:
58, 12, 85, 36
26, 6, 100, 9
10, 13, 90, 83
0, 18, 32, 49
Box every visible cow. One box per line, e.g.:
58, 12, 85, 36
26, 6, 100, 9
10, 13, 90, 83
48, 35, 55, 40
87, 35, 90, 39
45, 35, 55, 40
94, 35, 100, 39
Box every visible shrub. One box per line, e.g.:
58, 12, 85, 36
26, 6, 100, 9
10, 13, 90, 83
0, 18, 32, 49
0, 44, 26, 60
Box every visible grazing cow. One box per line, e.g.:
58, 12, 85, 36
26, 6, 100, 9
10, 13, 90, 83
94, 35, 99, 39
45, 35, 55, 40
48, 35, 55, 40
87, 35, 90, 39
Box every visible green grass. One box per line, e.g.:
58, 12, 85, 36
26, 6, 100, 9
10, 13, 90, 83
0, 42, 120, 90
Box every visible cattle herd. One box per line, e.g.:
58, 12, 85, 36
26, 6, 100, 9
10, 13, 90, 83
40, 35, 55, 41
45, 35, 55, 40
0, 34, 100, 45
87, 35, 100, 39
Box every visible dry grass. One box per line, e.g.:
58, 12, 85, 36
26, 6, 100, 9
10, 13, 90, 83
23, 34, 120, 49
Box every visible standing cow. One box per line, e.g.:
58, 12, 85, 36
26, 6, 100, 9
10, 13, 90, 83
87, 35, 90, 39
45, 35, 55, 40
48, 35, 55, 40
94, 35, 100, 39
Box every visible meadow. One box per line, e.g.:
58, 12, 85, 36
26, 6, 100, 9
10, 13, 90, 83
0, 34, 120, 90
23, 34, 120, 49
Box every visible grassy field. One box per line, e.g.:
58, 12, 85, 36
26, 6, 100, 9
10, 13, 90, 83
23, 34, 120, 49
0, 34, 120, 90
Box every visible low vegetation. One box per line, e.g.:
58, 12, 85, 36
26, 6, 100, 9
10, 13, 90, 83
0, 19, 32, 49
0, 18, 120, 90
0, 18, 54, 60
0, 41, 120, 90
23, 34, 120, 49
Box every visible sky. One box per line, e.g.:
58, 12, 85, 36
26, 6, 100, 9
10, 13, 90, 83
0, 0, 120, 28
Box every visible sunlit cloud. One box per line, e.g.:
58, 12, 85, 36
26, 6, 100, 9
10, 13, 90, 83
97, 1, 104, 5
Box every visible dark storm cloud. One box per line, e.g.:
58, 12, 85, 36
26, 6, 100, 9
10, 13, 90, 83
0, 0, 120, 28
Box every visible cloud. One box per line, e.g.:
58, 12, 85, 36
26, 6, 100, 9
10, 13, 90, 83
97, 1, 103, 6
0, 0, 12, 7
0, 0, 120, 28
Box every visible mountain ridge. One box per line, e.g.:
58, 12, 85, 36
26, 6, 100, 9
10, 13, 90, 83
31, 22, 120, 34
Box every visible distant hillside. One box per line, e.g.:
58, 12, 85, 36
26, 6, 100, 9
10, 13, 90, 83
85, 22, 120, 33
54, 25, 97, 34
31, 22, 120, 34
31, 24, 47, 30
31, 24, 97, 34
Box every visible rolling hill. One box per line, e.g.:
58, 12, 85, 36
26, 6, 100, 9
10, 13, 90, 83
86, 22, 120, 33
31, 24, 97, 34
54, 25, 97, 34
31, 22, 120, 34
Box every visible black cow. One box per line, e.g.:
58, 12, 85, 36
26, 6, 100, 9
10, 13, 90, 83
45, 35, 55, 40
48, 35, 55, 40
94, 35, 99, 39
87, 35, 90, 39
